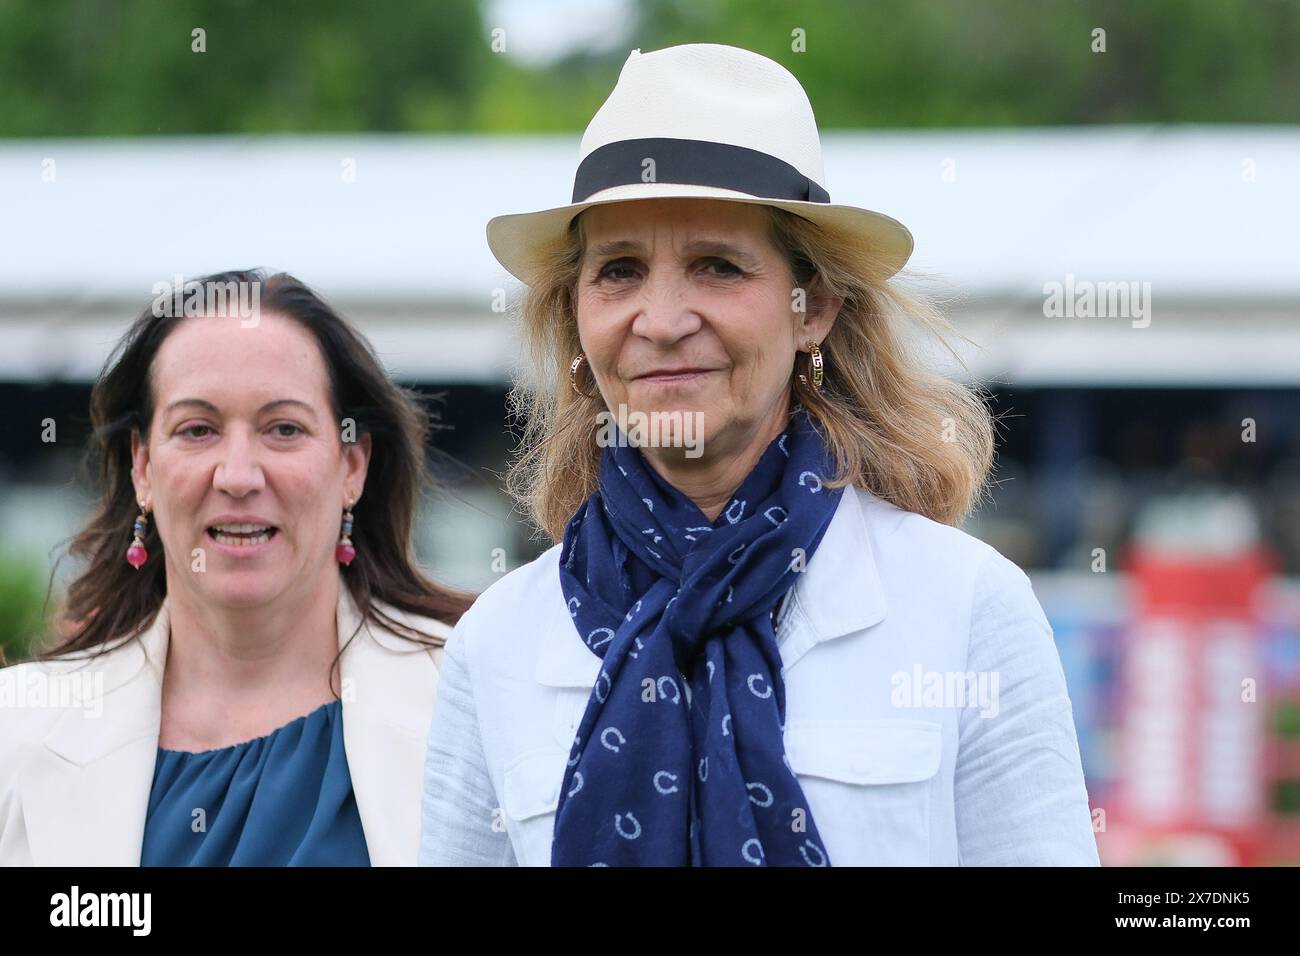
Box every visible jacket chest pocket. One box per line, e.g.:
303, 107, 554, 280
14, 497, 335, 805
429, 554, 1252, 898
783, 718, 942, 867
499, 691, 597, 866
502, 748, 567, 866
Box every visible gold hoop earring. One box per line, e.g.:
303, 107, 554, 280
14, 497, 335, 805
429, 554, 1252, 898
797, 339, 825, 394
569, 352, 598, 398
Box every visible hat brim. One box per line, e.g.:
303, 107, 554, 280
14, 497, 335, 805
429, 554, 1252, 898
486, 182, 914, 287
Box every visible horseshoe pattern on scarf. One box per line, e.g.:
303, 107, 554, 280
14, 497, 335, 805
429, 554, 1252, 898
554, 412, 838, 866
615, 812, 642, 840
653, 771, 679, 795
798, 470, 823, 492
656, 676, 681, 704
799, 840, 828, 867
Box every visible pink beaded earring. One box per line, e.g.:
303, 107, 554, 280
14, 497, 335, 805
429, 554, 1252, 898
336, 498, 357, 566
126, 501, 149, 569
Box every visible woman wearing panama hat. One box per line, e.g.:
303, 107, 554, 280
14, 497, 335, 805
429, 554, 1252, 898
420, 43, 1099, 866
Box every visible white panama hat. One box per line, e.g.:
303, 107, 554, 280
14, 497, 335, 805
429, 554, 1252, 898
485, 42, 914, 286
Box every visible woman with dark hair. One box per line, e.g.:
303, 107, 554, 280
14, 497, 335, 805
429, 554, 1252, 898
0, 269, 472, 866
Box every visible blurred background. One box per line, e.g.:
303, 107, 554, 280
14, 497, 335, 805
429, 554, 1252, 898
1, 0, 1298, 865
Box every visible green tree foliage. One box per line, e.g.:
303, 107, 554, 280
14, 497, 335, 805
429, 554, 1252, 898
626, 0, 1300, 127
0, 556, 47, 665
0, 0, 1296, 136
0, 0, 488, 134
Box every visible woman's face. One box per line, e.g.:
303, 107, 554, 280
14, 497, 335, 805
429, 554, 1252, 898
131, 311, 370, 609
574, 198, 837, 467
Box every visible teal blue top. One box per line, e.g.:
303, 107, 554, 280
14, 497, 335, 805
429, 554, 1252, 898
141, 699, 370, 866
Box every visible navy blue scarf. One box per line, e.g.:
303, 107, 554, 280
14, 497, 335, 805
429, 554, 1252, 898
553, 409, 842, 866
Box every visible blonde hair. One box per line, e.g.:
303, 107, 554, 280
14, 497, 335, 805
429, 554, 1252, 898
506, 204, 995, 543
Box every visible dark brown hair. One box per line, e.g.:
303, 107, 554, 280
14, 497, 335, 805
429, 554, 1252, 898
42, 269, 474, 664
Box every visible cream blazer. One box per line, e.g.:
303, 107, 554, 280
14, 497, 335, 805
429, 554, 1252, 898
0, 585, 448, 866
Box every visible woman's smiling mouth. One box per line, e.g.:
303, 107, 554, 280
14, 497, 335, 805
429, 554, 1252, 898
206, 524, 278, 550
634, 368, 719, 384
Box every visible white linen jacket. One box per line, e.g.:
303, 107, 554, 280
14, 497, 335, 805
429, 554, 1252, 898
420, 484, 1101, 866
0, 585, 448, 866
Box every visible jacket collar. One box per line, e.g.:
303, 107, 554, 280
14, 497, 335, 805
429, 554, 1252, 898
534, 483, 887, 687
337, 586, 445, 866
23, 584, 444, 866
774, 484, 887, 671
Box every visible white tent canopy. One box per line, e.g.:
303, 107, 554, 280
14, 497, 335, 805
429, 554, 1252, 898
1, 126, 1296, 384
